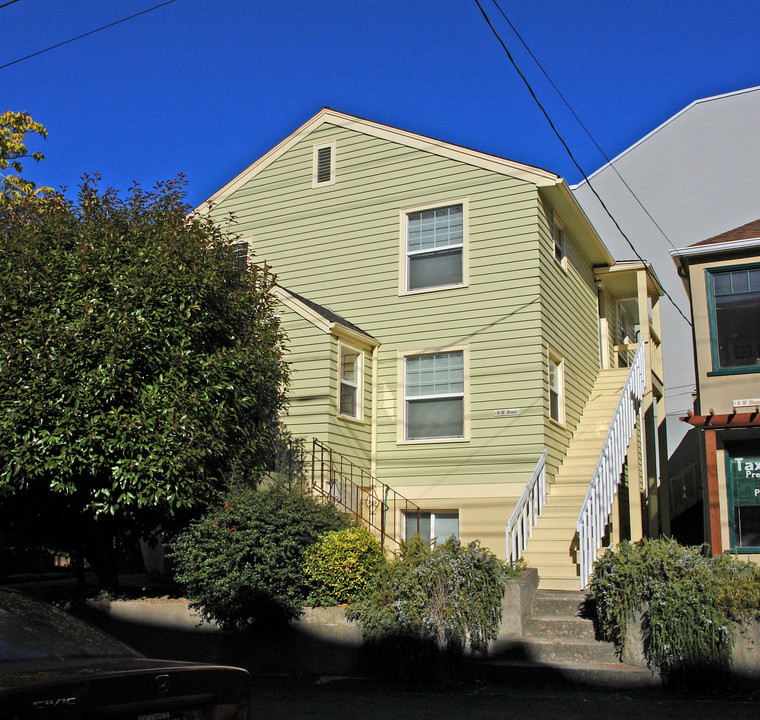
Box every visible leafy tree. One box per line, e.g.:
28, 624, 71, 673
0, 111, 53, 205
0, 177, 289, 587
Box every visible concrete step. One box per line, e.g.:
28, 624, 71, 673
530, 590, 587, 616
521, 637, 619, 665
524, 616, 598, 641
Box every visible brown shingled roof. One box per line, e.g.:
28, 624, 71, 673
692, 218, 760, 246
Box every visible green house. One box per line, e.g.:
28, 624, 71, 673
199, 109, 670, 590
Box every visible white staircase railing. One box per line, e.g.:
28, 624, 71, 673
506, 449, 548, 563
577, 340, 646, 589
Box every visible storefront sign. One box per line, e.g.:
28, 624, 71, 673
730, 455, 760, 505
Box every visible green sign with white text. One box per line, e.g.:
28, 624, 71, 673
729, 455, 760, 506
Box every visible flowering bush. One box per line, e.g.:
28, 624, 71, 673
170, 482, 349, 630
348, 536, 518, 679
590, 538, 760, 686
304, 527, 386, 607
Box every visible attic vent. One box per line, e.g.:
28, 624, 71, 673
313, 142, 335, 186
317, 147, 332, 182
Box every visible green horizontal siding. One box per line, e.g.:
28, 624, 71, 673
211, 122, 602, 497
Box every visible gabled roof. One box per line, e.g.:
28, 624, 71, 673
693, 218, 760, 247
671, 218, 760, 266
274, 285, 378, 347
197, 108, 562, 213
197, 107, 614, 265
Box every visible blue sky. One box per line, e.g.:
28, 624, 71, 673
4, 0, 759, 208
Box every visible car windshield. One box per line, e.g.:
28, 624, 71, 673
0, 590, 140, 662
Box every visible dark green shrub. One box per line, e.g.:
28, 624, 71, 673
348, 536, 515, 678
170, 483, 350, 630
590, 538, 760, 686
304, 527, 386, 607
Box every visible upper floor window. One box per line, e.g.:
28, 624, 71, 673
312, 142, 335, 187
548, 351, 565, 424
549, 212, 566, 267
338, 342, 362, 420
402, 349, 466, 441
401, 200, 468, 293
707, 264, 760, 372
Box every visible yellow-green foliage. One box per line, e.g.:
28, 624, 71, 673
304, 527, 386, 606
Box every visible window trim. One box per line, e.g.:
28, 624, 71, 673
312, 141, 336, 187
548, 349, 565, 426
337, 339, 364, 422
397, 345, 470, 444
706, 262, 760, 375
398, 198, 469, 296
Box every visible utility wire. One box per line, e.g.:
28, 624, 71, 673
0, 0, 179, 71
0, 1, 23, 9
473, 0, 692, 328
488, 0, 680, 255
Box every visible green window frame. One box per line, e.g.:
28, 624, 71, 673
706, 263, 760, 375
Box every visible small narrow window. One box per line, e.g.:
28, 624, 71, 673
231, 241, 249, 274
549, 213, 566, 266
313, 142, 335, 187
549, 352, 565, 424
339, 344, 362, 419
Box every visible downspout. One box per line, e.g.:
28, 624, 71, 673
371, 345, 378, 478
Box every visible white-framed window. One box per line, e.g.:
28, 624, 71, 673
548, 350, 565, 424
399, 347, 468, 442
338, 342, 362, 420
404, 511, 459, 545
549, 212, 567, 267
400, 199, 468, 294
312, 141, 336, 187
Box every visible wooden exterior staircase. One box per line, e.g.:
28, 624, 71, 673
520, 367, 634, 590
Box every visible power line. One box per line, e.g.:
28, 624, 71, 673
487, 0, 681, 256
0, 1, 23, 9
472, 0, 692, 328
0, 0, 179, 71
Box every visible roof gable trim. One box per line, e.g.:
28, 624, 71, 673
196, 108, 560, 213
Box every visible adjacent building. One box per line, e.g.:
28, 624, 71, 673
573, 86, 760, 536
671, 220, 760, 558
